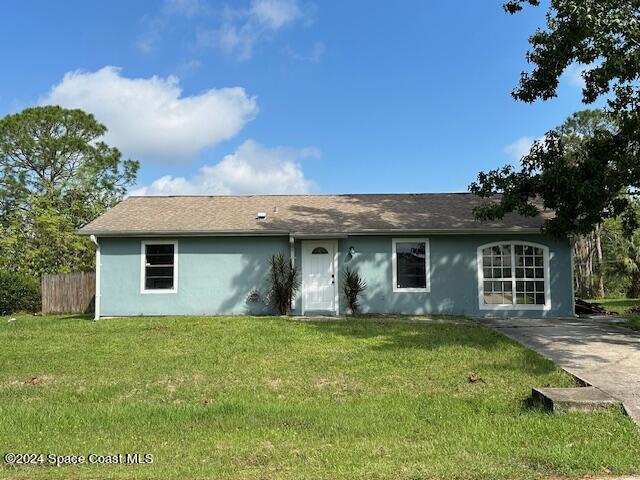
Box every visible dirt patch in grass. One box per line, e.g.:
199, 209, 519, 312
21, 376, 51, 385
267, 378, 283, 389
147, 324, 171, 332
467, 372, 485, 383
313, 372, 362, 399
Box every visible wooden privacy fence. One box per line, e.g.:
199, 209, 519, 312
41, 272, 96, 315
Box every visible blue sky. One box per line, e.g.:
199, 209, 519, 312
0, 0, 591, 195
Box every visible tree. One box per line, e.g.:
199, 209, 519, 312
599, 209, 640, 297
620, 236, 640, 298
559, 109, 617, 298
557, 110, 618, 158
0, 106, 138, 276
470, 1, 640, 238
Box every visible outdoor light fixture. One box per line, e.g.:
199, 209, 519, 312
349, 246, 356, 256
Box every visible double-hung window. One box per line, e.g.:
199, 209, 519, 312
392, 238, 430, 292
141, 241, 178, 293
478, 242, 549, 310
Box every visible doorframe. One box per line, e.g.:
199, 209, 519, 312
300, 240, 339, 315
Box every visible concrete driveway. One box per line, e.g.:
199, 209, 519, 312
477, 316, 640, 426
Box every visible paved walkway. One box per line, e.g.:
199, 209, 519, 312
476, 316, 640, 426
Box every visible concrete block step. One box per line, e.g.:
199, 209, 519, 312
532, 386, 620, 412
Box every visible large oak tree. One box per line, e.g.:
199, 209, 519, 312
470, 0, 640, 237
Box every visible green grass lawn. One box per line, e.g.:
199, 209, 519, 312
1, 315, 639, 480
592, 298, 640, 330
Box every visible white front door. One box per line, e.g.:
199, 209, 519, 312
302, 241, 337, 314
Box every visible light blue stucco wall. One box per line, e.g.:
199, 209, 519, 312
99, 234, 573, 318
328, 234, 573, 318
99, 236, 289, 316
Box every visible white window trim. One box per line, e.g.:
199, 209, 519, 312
140, 240, 178, 294
289, 235, 296, 311
477, 240, 551, 311
392, 238, 430, 293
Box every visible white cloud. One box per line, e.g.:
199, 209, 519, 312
561, 62, 597, 90
504, 136, 543, 161
136, 18, 164, 54
251, 0, 301, 29
136, 0, 208, 52
131, 140, 318, 195
137, 0, 317, 60
41, 66, 258, 160
198, 0, 307, 61
175, 59, 203, 77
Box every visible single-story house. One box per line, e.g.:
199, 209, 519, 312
78, 193, 575, 319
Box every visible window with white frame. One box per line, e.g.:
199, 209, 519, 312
141, 241, 177, 293
478, 242, 549, 309
392, 238, 430, 292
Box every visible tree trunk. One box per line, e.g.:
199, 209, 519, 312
587, 234, 594, 298
573, 235, 596, 298
594, 224, 605, 298
628, 273, 640, 299
572, 238, 583, 297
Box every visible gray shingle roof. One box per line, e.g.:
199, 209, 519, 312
78, 193, 550, 236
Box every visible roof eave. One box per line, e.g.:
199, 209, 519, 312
77, 229, 291, 237
78, 227, 544, 237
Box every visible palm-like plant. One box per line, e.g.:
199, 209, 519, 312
343, 267, 367, 315
268, 253, 299, 315
621, 237, 640, 298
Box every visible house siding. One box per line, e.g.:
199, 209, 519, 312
332, 234, 572, 317
99, 234, 573, 318
99, 236, 289, 316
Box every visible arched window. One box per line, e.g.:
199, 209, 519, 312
477, 241, 550, 310
312, 247, 329, 254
